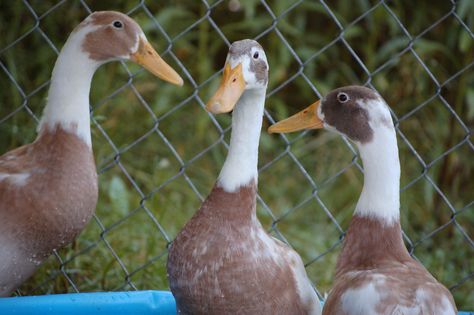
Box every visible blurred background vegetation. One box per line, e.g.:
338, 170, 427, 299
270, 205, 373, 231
0, 0, 473, 310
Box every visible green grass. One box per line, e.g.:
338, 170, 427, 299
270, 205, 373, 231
1, 0, 473, 310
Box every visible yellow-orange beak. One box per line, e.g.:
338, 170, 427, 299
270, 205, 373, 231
268, 100, 323, 133
206, 63, 246, 114
131, 38, 183, 86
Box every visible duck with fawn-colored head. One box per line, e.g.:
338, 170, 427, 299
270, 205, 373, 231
167, 39, 321, 315
269, 85, 457, 315
0, 11, 183, 296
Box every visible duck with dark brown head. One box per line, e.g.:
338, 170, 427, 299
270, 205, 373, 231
269, 86, 457, 315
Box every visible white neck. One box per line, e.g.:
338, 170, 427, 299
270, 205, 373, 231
38, 26, 99, 147
355, 123, 400, 224
217, 88, 266, 192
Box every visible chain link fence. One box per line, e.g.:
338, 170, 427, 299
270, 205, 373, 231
1, 0, 473, 310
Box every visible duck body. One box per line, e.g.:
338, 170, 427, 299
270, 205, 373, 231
167, 40, 320, 315
0, 11, 182, 296
168, 182, 318, 315
323, 216, 456, 315
0, 128, 98, 296
269, 86, 457, 315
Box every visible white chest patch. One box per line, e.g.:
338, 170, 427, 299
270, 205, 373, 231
339, 273, 455, 315
0, 173, 31, 187
412, 289, 456, 315
341, 281, 382, 315
284, 245, 321, 315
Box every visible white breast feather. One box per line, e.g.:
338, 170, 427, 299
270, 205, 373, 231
341, 274, 386, 315
285, 248, 322, 315
0, 172, 30, 186
339, 274, 456, 315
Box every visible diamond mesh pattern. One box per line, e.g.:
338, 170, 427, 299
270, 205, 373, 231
0, 0, 472, 309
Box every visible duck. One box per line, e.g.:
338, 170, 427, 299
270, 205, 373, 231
167, 39, 322, 315
0, 11, 183, 297
268, 85, 457, 315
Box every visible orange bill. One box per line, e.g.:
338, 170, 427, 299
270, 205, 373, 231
268, 100, 323, 133
206, 63, 246, 114
131, 38, 183, 86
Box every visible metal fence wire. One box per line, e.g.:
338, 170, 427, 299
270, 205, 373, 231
1, 0, 473, 310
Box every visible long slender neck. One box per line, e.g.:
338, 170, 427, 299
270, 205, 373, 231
355, 124, 401, 224
217, 88, 266, 192
38, 29, 99, 148
336, 125, 407, 274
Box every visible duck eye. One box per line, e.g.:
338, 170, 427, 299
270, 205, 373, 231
113, 21, 123, 28
253, 52, 259, 59
337, 92, 349, 103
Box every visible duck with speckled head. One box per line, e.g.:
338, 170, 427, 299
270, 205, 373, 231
167, 40, 321, 315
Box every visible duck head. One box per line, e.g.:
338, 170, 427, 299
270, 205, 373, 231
206, 39, 269, 114
268, 85, 394, 144
70, 11, 183, 86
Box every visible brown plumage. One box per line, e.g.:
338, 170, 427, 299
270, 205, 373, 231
168, 183, 314, 314
322, 216, 457, 315
0, 127, 98, 296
